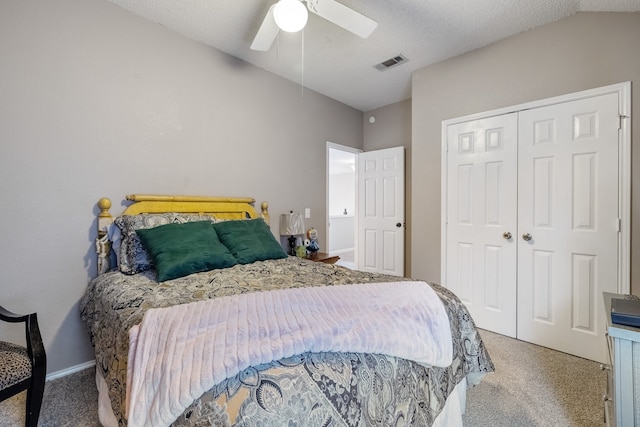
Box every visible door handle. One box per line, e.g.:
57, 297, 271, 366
522, 233, 533, 241
396, 222, 402, 228
503, 231, 512, 240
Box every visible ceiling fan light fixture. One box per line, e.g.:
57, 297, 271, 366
273, 0, 308, 33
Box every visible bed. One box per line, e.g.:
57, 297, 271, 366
80, 194, 494, 427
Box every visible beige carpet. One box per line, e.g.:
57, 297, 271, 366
0, 329, 605, 426
0, 366, 99, 427
463, 329, 606, 426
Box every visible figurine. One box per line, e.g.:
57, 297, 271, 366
305, 227, 320, 254
295, 245, 307, 257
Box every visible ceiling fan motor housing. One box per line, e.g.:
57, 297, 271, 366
273, 0, 308, 32
251, 0, 378, 51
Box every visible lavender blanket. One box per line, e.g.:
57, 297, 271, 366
125, 281, 452, 427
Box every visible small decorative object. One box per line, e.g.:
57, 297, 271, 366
280, 211, 306, 256
295, 245, 307, 257
305, 227, 320, 255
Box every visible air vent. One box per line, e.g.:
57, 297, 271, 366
374, 54, 408, 71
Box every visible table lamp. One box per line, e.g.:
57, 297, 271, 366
280, 211, 305, 255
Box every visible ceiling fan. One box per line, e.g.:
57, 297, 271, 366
251, 0, 377, 51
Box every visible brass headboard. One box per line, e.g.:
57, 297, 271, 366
95, 194, 270, 275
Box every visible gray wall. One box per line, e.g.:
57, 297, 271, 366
411, 12, 640, 294
363, 99, 413, 275
0, 0, 363, 373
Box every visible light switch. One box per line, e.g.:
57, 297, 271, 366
305, 208, 311, 218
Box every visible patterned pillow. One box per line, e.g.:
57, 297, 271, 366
0, 341, 30, 390
114, 213, 217, 274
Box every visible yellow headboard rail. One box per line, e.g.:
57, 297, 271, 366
95, 195, 270, 275
123, 194, 259, 219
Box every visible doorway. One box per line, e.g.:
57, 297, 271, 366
327, 143, 406, 276
327, 143, 361, 269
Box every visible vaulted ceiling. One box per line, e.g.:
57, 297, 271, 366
106, 0, 640, 111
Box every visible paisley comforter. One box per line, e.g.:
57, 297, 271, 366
81, 256, 494, 426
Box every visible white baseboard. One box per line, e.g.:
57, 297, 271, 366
46, 360, 95, 382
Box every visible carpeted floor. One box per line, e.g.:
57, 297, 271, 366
462, 330, 605, 426
0, 366, 99, 427
0, 329, 605, 426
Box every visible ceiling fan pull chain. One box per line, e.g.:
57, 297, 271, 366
301, 29, 305, 102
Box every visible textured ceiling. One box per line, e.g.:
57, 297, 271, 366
105, 0, 640, 111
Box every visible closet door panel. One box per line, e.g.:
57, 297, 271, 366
517, 93, 620, 364
445, 114, 518, 337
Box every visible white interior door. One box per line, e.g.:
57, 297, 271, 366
517, 93, 620, 363
357, 146, 405, 276
444, 114, 519, 337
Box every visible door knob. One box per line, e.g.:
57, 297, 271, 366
396, 222, 402, 228
522, 233, 533, 241
503, 232, 512, 240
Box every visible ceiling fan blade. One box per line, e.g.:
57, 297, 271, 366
251, 5, 280, 51
307, 0, 377, 38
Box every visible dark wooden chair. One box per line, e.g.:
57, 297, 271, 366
0, 306, 46, 427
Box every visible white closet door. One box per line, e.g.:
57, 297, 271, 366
517, 92, 620, 363
445, 114, 518, 337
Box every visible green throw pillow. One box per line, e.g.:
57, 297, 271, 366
213, 219, 288, 264
136, 221, 237, 282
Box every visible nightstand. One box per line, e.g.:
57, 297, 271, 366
603, 292, 640, 426
306, 252, 340, 264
